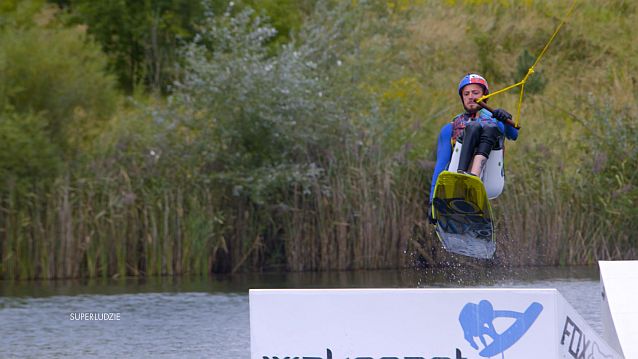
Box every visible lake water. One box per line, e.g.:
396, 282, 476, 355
0, 266, 602, 358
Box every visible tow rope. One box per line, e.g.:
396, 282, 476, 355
477, 0, 578, 128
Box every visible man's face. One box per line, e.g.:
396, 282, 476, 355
461, 83, 485, 113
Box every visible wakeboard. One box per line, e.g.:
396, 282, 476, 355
431, 171, 495, 259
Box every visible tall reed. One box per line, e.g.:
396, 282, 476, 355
0, 161, 431, 280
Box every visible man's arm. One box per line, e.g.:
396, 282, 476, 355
504, 123, 519, 141
429, 123, 453, 203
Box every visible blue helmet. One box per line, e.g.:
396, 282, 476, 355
458, 73, 489, 97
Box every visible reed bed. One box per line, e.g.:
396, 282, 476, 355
1, 153, 635, 280
0, 161, 430, 279
3, 139, 634, 280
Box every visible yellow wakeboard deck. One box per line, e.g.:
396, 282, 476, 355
431, 171, 495, 259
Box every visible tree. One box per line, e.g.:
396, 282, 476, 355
64, 0, 205, 93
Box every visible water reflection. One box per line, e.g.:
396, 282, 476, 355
1, 265, 599, 297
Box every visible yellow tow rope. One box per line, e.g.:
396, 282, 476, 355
477, 0, 578, 127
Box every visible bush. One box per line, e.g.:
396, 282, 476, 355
0, 110, 60, 182
160, 6, 355, 201
0, 8, 117, 180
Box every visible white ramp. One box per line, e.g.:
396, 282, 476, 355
250, 288, 621, 359
600, 260, 638, 359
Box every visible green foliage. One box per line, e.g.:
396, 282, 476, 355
65, 0, 206, 93
0, 3, 116, 181
473, 32, 505, 83
59, 0, 318, 93
4, 0, 638, 279
162, 6, 355, 202
0, 27, 116, 151
0, 110, 60, 181
244, 0, 315, 47
0, 0, 45, 29
514, 49, 546, 94
583, 101, 638, 224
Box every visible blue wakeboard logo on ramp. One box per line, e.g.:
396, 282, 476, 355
459, 300, 543, 357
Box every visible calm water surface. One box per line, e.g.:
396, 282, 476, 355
0, 266, 602, 358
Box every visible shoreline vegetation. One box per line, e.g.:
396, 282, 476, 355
1, 0, 637, 280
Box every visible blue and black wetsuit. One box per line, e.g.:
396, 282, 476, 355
429, 108, 519, 202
